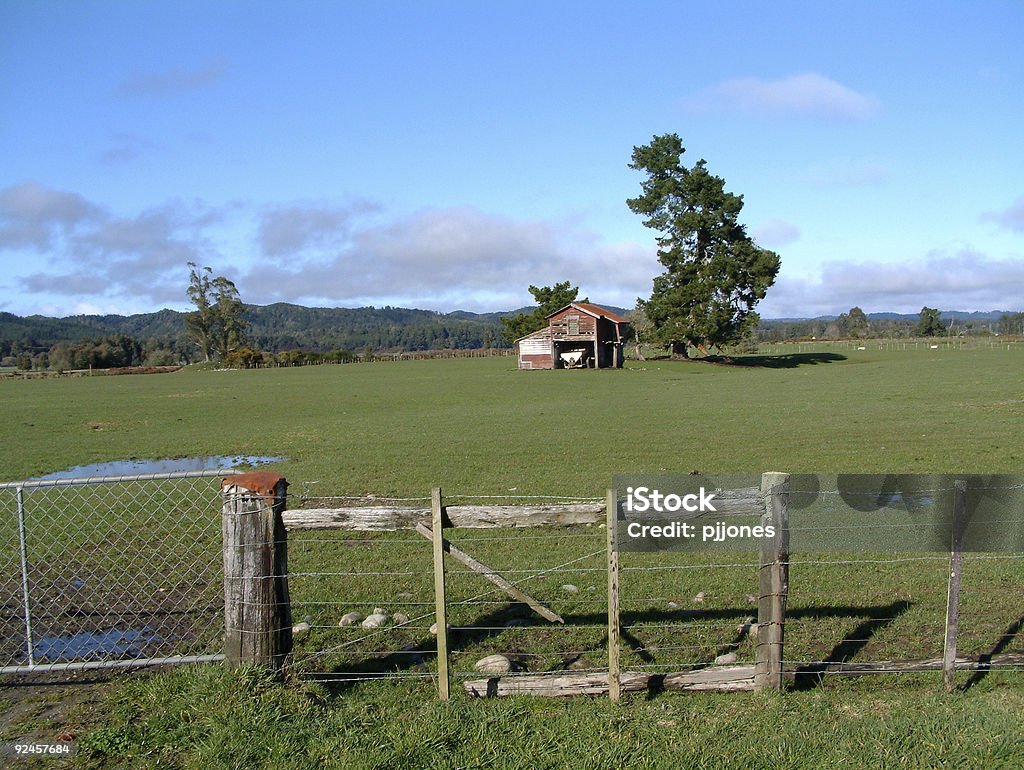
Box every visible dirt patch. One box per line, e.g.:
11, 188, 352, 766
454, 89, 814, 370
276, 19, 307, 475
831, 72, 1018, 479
0, 672, 112, 747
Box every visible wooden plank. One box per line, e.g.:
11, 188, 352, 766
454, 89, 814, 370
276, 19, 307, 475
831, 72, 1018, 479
462, 665, 755, 698
281, 491, 762, 532
755, 472, 790, 692
282, 503, 604, 531
607, 488, 620, 701
414, 522, 564, 624
431, 488, 450, 701
943, 480, 967, 692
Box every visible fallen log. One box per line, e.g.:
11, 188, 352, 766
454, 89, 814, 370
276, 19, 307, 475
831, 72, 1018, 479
463, 665, 755, 698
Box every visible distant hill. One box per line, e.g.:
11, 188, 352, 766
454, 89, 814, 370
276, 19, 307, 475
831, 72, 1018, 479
1, 304, 521, 355
2, 302, 1015, 360
763, 310, 1015, 323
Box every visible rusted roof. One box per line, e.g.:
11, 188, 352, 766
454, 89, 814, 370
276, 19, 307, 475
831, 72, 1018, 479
546, 302, 630, 325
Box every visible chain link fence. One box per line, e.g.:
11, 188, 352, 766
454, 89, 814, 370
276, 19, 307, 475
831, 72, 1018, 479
0, 471, 225, 674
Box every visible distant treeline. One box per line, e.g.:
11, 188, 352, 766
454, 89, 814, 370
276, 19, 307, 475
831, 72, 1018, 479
3, 305, 1021, 372
758, 311, 1024, 341
0, 303, 516, 370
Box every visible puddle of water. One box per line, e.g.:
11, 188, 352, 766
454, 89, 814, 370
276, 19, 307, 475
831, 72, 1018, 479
33, 455, 284, 480
35, 627, 160, 661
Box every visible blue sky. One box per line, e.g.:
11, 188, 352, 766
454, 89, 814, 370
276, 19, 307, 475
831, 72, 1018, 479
1, 1, 1022, 318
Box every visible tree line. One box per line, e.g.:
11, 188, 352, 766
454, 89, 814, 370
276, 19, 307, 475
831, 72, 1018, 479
1, 300, 512, 372
760, 308, 1023, 342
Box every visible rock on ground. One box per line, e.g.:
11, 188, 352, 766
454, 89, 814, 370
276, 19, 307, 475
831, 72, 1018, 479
473, 654, 513, 674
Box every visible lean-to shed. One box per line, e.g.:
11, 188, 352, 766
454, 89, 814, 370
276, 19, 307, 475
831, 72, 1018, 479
516, 302, 630, 370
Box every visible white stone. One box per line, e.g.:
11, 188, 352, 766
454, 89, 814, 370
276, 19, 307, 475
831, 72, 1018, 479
473, 654, 512, 674
737, 618, 759, 640
560, 584, 579, 594
362, 612, 388, 629
338, 612, 363, 627
391, 612, 410, 625
714, 652, 738, 665
292, 621, 311, 641
693, 591, 705, 603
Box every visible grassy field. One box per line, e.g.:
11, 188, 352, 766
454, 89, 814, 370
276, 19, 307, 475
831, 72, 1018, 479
4, 345, 1023, 491
1, 346, 1023, 768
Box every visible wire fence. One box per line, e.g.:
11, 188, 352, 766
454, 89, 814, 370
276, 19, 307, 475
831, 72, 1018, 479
0, 472, 225, 674
757, 337, 1024, 355
2, 471, 1019, 698
286, 493, 612, 685
279, 479, 1022, 697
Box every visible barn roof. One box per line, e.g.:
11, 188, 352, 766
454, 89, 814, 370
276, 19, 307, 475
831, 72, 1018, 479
546, 302, 630, 325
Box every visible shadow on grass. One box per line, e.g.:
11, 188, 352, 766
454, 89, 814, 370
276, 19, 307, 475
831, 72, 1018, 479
704, 352, 848, 369
961, 614, 1024, 691
305, 601, 911, 697
789, 600, 912, 690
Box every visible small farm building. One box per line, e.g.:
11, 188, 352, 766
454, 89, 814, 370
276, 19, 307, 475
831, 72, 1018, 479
517, 302, 630, 370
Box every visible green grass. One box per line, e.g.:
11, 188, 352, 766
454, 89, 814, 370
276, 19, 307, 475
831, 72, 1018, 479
1, 347, 1022, 767
74, 665, 1024, 769
3, 346, 1023, 492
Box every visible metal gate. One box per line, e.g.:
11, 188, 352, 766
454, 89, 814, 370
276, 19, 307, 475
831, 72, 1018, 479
1, 471, 226, 675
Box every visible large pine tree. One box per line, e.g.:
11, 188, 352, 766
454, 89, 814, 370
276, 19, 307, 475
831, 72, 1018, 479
627, 134, 780, 357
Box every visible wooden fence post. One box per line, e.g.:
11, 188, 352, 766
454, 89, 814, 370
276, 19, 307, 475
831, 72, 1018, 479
755, 472, 790, 692
607, 488, 621, 701
222, 472, 292, 673
943, 479, 967, 692
431, 487, 451, 701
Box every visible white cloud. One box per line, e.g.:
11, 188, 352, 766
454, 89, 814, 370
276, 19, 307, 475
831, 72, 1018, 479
981, 195, 1024, 233
752, 219, 800, 247
760, 248, 1024, 317
1, 182, 231, 309
8, 182, 1019, 319
689, 72, 880, 121
0, 181, 103, 250
243, 206, 658, 311
1, 183, 659, 314
258, 200, 380, 257
117, 59, 227, 97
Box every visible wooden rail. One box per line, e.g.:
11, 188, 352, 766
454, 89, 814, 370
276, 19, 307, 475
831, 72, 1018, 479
281, 487, 763, 532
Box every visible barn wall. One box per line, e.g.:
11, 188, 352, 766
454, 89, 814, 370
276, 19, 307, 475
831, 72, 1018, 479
548, 308, 597, 339
518, 330, 553, 369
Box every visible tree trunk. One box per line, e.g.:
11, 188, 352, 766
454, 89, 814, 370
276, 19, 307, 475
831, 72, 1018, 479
670, 341, 689, 359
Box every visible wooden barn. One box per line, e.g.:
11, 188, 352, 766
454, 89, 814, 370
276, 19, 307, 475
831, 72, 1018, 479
517, 302, 630, 370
